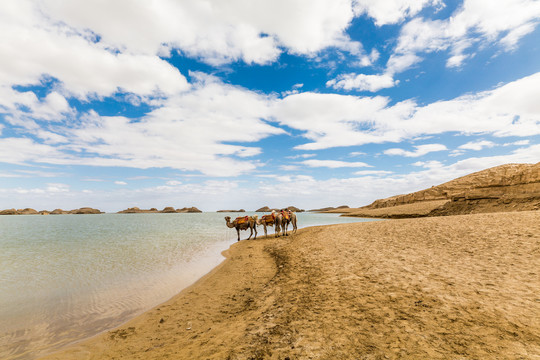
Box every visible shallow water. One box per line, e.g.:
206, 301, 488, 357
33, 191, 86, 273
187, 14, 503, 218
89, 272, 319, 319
0, 212, 373, 359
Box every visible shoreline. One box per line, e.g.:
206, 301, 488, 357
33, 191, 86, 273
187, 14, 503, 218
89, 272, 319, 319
43, 211, 540, 358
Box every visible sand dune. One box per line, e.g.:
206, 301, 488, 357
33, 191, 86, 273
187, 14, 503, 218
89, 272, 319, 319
44, 211, 540, 359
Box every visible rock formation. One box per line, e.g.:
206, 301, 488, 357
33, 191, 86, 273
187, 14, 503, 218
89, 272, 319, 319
17, 208, 39, 215
350, 162, 540, 218
217, 209, 246, 213
68, 208, 103, 214
1, 207, 103, 215
51, 209, 68, 215
176, 207, 202, 213
309, 205, 349, 212
117, 206, 201, 213
0, 208, 18, 215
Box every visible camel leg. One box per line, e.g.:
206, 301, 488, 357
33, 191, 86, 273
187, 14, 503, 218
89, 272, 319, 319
263, 224, 267, 237
253, 225, 257, 239
247, 226, 252, 240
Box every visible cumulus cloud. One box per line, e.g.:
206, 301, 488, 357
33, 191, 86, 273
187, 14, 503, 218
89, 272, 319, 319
326, 73, 398, 92
2, 74, 284, 177
0, 1, 189, 99
384, 143, 448, 157
301, 159, 371, 168
389, 0, 540, 72
273, 71, 540, 150
458, 140, 496, 151
354, 0, 443, 26
35, 0, 365, 66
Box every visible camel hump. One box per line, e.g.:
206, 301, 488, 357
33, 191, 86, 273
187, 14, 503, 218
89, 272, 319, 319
261, 214, 274, 223
235, 216, 249, 224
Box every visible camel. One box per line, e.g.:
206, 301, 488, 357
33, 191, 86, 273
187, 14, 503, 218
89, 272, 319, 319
224, 215, 258, 241
273, 211, 289, 237
275, 210, 298, 237
256, 212, 277, 237
286, 211, 298, 234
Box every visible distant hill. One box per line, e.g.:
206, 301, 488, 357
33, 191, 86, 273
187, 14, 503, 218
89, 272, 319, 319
342, 162, 540, 218
308, 205, 349, 212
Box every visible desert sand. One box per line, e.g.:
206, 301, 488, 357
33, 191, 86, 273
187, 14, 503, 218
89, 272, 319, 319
43, 211, 540, 359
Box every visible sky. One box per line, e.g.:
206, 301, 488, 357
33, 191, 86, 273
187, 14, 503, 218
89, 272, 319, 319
0, 0, 539, 212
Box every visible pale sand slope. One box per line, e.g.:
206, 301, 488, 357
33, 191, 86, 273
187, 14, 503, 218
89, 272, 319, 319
44, 211, 540, 359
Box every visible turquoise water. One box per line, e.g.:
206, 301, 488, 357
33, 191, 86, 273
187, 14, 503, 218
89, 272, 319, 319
0, 212, 373, 359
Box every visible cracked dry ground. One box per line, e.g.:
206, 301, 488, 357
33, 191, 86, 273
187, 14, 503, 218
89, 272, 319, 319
45, 211, 540, 360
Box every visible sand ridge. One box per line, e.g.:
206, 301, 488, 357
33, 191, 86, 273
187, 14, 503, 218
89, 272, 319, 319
43, 211, 540, 359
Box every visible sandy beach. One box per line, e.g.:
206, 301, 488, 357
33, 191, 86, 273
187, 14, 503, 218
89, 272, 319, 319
43, 211, 540, 359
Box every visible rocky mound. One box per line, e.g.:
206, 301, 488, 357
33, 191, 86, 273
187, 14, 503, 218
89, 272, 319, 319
217, 209, 246, 213
350, 162, 540, 218
309, 205, 349, 212
117, 206, 201, 214
176, 207, 202, 213
69, 207, 103, 214
0, 207, 103, 215
255, 206, 304, 213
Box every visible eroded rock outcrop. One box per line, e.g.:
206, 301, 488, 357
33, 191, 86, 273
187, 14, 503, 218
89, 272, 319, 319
117, 206, 201, 213
176, 207, 202, 213
357, 162, 540, 217
68, 207, 103, 214
1, 207, 103, 215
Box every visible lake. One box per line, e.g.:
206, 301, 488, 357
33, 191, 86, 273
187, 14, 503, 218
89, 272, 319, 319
0, 212, 375, 359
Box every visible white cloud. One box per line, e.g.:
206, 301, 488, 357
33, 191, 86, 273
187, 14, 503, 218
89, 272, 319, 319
504, 139, 530, 146
354, 0, 443, 26
326, 73, 398, 92
166, 180, 182, 186
384, 143, 448, 157
273, 72, 540, 150
286, 153, 317, 159
280, 165, 301, 171
34, 0, 365, 66
386, 53, 423, 74
0, 1, 189, 99
458, 140, 496, 151
412, 160, 444, 168
354, 170, 393, 176
2, 74, 284, 177
45, 183, 70, 193
114, 181, 127, 185
349, 151, 367, 157
302, 159, 371, 168
389, 0, 540, 72
0, 74, 285, 176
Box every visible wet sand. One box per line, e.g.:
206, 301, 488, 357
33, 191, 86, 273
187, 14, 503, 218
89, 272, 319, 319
43, 211, 540, 359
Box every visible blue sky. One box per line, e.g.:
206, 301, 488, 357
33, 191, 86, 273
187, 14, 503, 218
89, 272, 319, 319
1, 0, 539, 212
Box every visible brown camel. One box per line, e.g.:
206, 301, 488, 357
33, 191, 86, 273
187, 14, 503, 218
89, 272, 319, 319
275, 210, 298, 237
224, 215, 258, 241
285, 210, 298, 234
256, 212, 277, 237
274, 211, 288, 237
